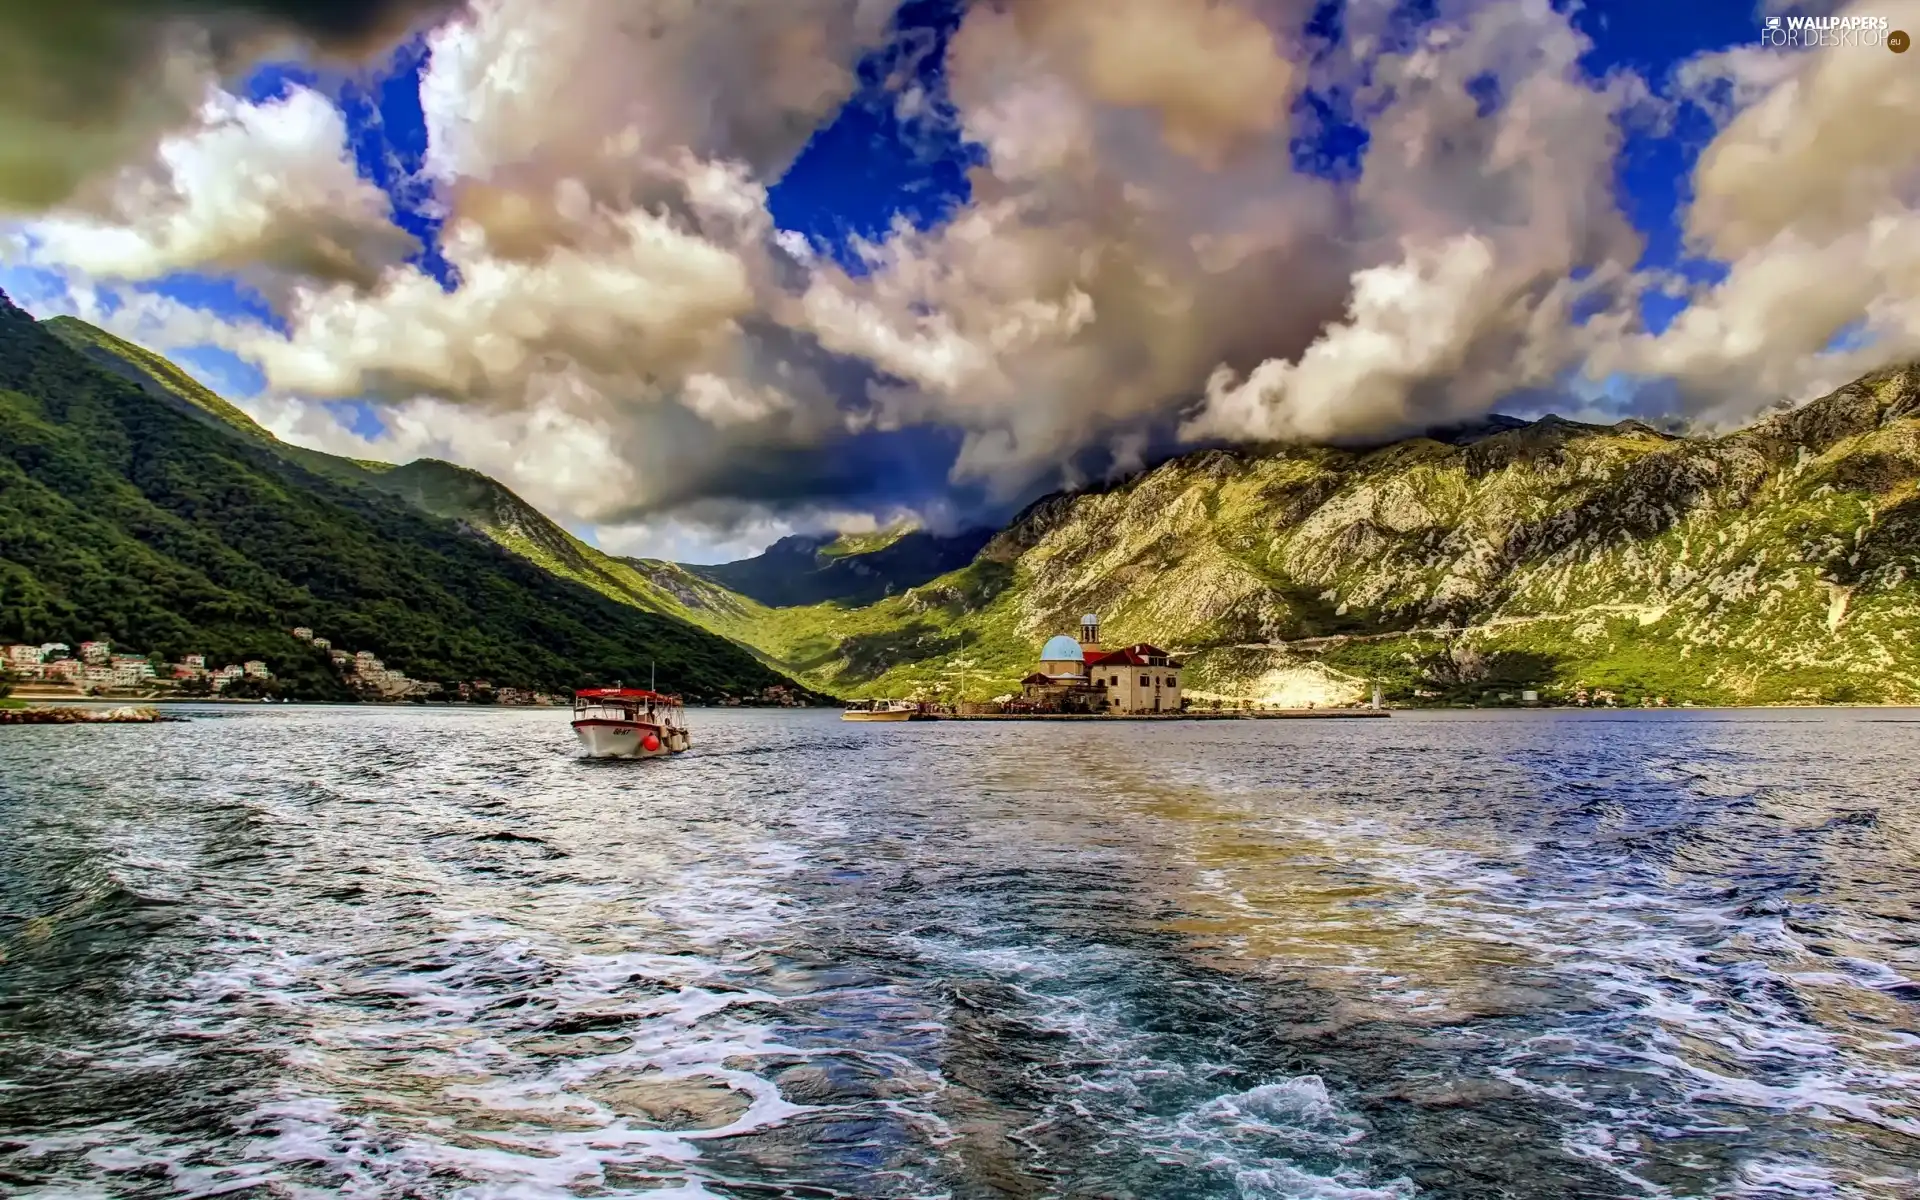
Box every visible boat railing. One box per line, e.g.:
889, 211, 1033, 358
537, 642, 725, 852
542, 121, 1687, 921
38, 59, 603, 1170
573, 697, 686, 726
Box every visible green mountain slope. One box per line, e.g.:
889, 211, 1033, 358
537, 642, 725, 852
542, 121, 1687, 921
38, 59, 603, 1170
374, 457, 784, 649
41, 315, 394, 492
0, 291, 808, 702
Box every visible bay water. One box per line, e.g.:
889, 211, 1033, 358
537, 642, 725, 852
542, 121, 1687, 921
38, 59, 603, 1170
2, 707, 1916, 1198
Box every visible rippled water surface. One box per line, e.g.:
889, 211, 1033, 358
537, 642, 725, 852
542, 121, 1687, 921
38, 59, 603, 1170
3, 707, 1918, 1199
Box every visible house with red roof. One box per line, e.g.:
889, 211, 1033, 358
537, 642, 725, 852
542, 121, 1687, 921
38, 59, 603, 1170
1018, 614, 1184, 714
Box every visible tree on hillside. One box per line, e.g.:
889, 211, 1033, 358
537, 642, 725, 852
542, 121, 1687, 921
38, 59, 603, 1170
0, 667, 13, 700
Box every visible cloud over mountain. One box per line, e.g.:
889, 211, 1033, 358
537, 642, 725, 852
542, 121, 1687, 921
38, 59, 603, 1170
3, 0, 1916, 555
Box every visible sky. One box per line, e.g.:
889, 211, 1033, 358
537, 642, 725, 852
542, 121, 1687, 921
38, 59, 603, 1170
2, 0, 1917, 562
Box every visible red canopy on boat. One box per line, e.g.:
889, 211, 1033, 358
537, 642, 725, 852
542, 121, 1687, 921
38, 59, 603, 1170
575, 688, 680, 701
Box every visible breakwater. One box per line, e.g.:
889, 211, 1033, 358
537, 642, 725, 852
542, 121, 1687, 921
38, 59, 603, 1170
0, 706, 168, 724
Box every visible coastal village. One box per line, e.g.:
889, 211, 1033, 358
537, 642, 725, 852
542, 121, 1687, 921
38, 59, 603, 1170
2, 627, 817, 707
1, 628, 568, 705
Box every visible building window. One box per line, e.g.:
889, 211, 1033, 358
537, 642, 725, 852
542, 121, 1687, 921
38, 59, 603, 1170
1140, 674, 1150, 686
1111, 675, 1119, 686
1167, 676, 1177, 687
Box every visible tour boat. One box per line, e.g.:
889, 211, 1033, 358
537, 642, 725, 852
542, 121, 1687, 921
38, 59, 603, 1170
572, 688, 692, 758
842, 698, 925, 722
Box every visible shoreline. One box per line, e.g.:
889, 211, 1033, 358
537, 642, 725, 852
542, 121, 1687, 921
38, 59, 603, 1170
919, 709, 1391, 721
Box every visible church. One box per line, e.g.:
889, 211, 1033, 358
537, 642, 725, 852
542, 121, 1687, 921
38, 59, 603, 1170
1018, 615, 1184, 714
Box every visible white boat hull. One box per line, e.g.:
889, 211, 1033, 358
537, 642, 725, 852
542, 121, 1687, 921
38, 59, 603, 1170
573, 720, 691, 759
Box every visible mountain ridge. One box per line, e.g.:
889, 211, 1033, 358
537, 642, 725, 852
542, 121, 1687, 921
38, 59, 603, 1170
686, 525, 997, 607
28, 302, 1920, 708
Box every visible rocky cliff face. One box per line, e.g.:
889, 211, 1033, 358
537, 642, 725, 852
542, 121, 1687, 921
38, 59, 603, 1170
725, 364, 1920, 706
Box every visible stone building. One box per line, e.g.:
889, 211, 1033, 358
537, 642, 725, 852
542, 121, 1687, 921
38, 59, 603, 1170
1085, 642, 1184, 714
1018, 634, 1110, 713
1018, 615, 1184, 714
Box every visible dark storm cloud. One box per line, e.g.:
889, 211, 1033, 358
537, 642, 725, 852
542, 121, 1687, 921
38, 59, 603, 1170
0, 0, 456, 208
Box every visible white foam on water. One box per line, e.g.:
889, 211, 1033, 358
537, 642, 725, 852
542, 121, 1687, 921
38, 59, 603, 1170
2, 722, 959, 1199
1171, 796, 1920, 1197
900, 926, 1414, 1198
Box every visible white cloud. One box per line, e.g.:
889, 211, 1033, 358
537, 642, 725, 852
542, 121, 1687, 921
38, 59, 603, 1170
243, 200, 756, 400
419, 0, 898, 200
1597, 0, 1920, 417
25, 86, 415, 288
1183, 0, 1646, 444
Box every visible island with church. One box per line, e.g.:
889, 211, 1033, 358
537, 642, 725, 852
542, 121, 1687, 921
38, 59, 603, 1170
854, 615, 1389, 721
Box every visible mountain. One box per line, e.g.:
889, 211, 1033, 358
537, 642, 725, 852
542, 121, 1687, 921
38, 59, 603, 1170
0, 292, 810, 702
34, 296, 1920, 709
687, 525, 996, 607
746, 365, 1920, 707
596, 365, 1920, 709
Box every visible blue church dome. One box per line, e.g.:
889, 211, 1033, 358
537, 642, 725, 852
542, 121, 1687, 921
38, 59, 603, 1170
1040, 635, 1085, 663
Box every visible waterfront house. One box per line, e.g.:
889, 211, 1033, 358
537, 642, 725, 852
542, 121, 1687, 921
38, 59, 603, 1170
110, 655, 156, 689
79, 641, 111, 665
243, 661, 271, 678
211, 665, 245, 691
311, 637, 332, 651
1085, 644, 1183, 714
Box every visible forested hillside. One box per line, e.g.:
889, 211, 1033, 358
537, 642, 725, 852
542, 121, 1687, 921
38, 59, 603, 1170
0, 291, 808, 702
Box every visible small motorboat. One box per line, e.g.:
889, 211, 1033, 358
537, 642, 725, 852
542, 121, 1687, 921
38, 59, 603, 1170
573, 688, 692, 758
841, 699, 928, 722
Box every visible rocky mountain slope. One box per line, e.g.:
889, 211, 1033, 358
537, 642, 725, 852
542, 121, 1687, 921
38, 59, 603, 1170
634, 364, 1920, 707
0, 297, 809, 702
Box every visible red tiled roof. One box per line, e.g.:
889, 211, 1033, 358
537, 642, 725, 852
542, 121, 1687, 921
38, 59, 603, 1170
1086, 644, 1185, 668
